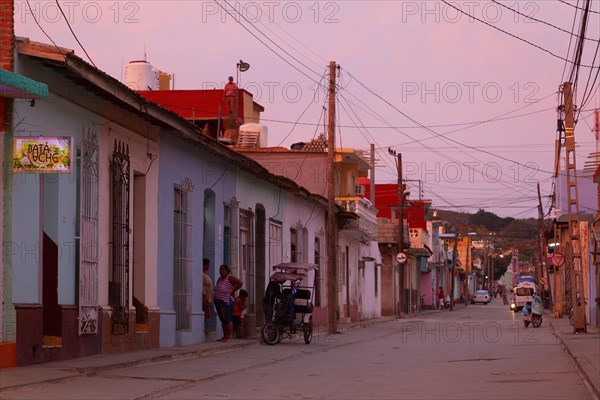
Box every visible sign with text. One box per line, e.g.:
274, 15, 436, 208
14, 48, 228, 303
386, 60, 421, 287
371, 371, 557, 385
13, 136, 73, 173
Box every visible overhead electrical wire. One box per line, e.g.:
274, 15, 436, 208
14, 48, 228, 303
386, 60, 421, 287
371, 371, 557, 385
275, 69, 328, 146
338, 79, 539, 204
211, 0, 563, 217
54, 0, 97, 69
343, 70, 558, 179
25, 0, 65, 61
558, 0, 600, 14
560, 0, 580, 83
440, 0, 596, 68
490, 0, 599, 43
212, 0, 325, 86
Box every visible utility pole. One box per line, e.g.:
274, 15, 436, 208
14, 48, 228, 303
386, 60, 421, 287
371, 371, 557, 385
326, 61, 338, 334
398, 152, 405, 316
450, 236, 458, 311
370, 143, 376, 205
464, 235, 471, 306
561, 82, 586, 332
491, 252, 494, 291
536, 183, 544, 287
484, 239, 488, 291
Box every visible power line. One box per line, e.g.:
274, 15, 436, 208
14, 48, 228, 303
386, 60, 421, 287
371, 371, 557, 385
344, 70, 558, 178
440, 0, 596, 68
212, 0, 324, 86
275, 70, 328, 146
25, 0, 66, 61
559, 0, 600, 15
55, 0, 97, 69
491, 0, 599, 43
560, 0, 580, 83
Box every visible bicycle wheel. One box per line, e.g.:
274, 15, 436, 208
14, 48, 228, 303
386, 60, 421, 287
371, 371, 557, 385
261, 322, 280, 345
303, 316, 313, 344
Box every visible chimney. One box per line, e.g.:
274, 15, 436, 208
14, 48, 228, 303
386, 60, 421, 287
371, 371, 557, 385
0, 0, 14, 71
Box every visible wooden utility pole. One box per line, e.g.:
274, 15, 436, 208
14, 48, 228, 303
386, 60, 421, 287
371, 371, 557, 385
450, 236, 458, 311
484, 239, 488, 291
491, 253, 494, 291
536, 183, 544, 287
562, 82, 586, 332
370, 143, 376, 205
326, 61, 338, 334
397, 152, 405, 316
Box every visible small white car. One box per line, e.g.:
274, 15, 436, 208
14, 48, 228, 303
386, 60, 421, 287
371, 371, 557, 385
471, 290, 491, 304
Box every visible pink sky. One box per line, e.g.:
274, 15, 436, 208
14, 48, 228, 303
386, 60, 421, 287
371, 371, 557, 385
13, 1, 600, 218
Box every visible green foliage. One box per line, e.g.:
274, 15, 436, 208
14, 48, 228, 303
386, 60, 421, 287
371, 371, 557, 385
433, 208, 538, 279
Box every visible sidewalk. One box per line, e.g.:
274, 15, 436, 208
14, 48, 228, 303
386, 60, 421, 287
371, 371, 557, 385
546, 313, 600, 398
0, 316, 397, 391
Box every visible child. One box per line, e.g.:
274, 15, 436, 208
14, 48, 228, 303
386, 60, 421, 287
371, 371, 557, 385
233, 289, 248, 339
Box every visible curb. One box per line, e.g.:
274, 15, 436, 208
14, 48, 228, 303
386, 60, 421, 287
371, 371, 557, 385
81, 340, 258, 376
0, 341, 258, 391
547, 317, 600, 399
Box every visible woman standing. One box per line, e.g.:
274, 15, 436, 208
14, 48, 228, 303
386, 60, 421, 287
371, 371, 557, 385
214, 265, 243, 342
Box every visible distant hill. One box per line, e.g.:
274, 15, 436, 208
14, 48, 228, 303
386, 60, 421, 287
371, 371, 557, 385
432, 208, 539, 280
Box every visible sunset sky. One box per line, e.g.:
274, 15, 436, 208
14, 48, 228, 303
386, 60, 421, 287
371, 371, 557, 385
13, 0, 600, 218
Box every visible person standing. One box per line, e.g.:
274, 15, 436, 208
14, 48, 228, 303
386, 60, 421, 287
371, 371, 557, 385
233, 289, 248, 339
223, 76, 238, 115
214, 265, 243, 342
438, 287, 445, 310
202, 258, 213, 319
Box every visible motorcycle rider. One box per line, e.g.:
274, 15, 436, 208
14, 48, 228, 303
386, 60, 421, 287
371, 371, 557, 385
523, 292, 543, 327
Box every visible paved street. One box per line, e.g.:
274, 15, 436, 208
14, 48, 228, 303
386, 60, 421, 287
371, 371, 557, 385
1, 298, 597, 400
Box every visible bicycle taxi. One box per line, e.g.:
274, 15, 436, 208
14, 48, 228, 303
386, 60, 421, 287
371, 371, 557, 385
261, 262, 317, 345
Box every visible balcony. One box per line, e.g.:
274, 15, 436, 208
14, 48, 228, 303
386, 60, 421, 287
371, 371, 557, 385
338, 198, 378, 241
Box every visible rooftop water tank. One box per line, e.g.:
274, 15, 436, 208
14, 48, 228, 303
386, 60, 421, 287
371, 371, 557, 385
125, 60, 159, 90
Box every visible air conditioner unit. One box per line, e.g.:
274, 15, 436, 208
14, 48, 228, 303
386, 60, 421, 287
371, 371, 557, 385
355, 185, 365, 196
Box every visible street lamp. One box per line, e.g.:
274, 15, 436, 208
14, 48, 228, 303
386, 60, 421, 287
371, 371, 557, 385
236, 60, 250, 85
234, 60, 250, 119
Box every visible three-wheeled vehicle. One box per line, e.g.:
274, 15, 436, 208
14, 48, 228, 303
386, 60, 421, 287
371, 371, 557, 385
261, 262, 317, 345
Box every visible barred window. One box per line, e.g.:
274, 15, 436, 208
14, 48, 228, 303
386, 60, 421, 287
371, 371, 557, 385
174, 185, 193, 331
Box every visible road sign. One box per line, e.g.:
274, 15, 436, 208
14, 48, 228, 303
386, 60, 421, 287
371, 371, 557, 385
550, 252, 565, 267
396, 251, 407, 264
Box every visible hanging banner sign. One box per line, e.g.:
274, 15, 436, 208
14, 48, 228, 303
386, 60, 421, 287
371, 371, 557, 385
13, 136, 73, 173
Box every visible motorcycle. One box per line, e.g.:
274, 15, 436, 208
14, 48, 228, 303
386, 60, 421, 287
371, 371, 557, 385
522, 294, 543, 328
444, 295, 451, 309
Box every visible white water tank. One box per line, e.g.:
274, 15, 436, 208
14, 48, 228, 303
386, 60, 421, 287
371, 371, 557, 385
125, 60, 160, 90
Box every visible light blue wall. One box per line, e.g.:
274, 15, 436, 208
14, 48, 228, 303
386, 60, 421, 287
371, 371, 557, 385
11, 173, 41, 303
12, 54, 102, 306
236, 170, 284, 221
157, 132, 236, 347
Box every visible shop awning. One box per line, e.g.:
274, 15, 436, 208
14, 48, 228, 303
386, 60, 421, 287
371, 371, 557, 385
0, 68, 48, 99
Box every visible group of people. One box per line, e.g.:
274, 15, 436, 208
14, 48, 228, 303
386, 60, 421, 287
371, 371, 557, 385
202, 259, 248, 342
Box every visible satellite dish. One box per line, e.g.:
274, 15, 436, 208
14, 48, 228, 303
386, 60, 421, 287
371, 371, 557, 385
237, 60, 250, 72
